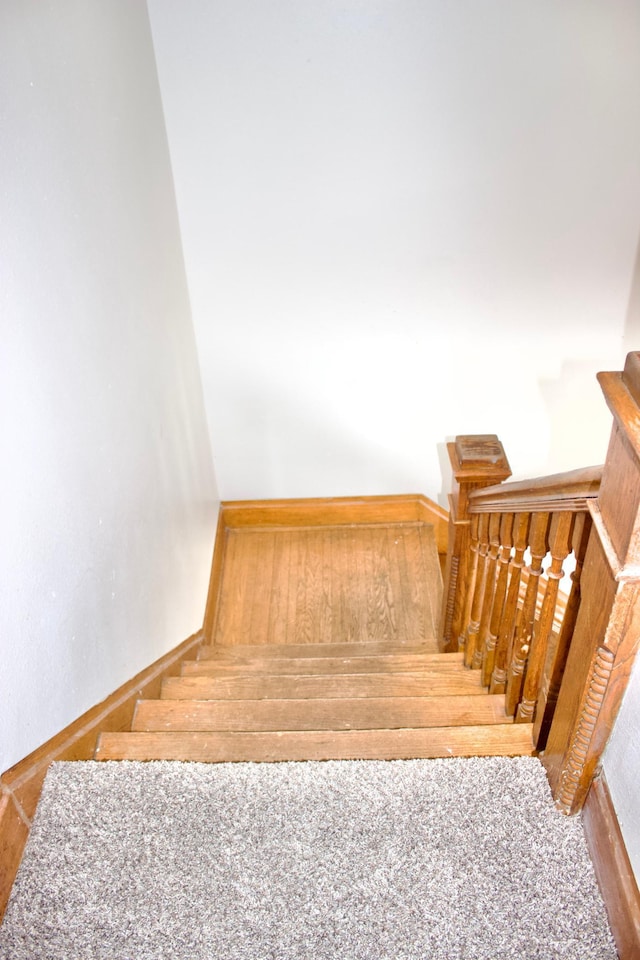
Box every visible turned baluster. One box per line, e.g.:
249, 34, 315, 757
516, 511, 574, 723
533, 512, 592, 746
483, 512, 514, 687
457, 513, 480, 654
489, 513, 530, 694
473, 513, 502, 670
441, 436, 511, 651
464, 513, 491, 668
505, 512, 550, 716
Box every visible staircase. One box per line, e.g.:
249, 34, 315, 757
96, 640, 533, 760
95, 513, 535, 762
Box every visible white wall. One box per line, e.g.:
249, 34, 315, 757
148, 0, 640, 881
604, 654, 640, 880
148, 0, 640, 503
0, 0, 219, 775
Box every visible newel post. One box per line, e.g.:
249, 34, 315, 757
439, 435, 511, 652
544, 352, 640, 813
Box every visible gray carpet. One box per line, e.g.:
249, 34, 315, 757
0, 757, 616, 959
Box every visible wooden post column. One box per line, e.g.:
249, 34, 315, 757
544, 352, 640, 813
439, 435, 511, 652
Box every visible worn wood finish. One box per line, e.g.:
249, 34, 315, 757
182, 652, 464, 677
133, 693, 511, 733
440, 436, 511, 651
583, 772, 640, 960
221, 494, 449, 553
95, 724, 535, 763
468, 465, 602, 514
213, 522, 441, 647
197, 640, 440, 660
161, 670, 488, 701
0, 630, 203, 922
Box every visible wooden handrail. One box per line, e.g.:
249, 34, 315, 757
442, 353, 640, 819
467, 465, 602, 514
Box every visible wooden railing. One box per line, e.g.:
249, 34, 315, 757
444, 458, 602, 750
439, 352, 640, 815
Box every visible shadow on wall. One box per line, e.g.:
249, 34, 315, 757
537, 226, 640, 478
218, 376, 435, 500
436, 441, 454, 510
538, 359, 614, 476
623, 228, 640, 356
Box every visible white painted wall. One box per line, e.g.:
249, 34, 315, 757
148, 0, 640, 504
604, 654, 640, 880
0, 1, 219, 775
148, 0, 640, 880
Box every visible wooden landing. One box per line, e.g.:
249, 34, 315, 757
212, 522, 442, 646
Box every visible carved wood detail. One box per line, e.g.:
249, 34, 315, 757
555, 645, 616, 815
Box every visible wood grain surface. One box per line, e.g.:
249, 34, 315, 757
213, 522, 441, 647
95, 724, 535, 763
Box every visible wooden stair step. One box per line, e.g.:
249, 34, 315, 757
181, 652, 464, 678
197, 640, 440, 660
161, 671, 488, 700
95, 724, 535, 762
133, 694, 510, 732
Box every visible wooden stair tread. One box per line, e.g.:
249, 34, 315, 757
161, 671, 488, 700
197, 640, 440, 660
181, 652, 464, 678
133, 694, 510, 732
95, 725, 535, 762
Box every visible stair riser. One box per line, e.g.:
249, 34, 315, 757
95, 725, 535, 762
132, 694, 509, 732
183, 654, 463, 677
162, 674, 487, 700
197, 641, 442, 660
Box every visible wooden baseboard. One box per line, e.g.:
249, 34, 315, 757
0, 629, 203, 923
203, 505, 228, 642
582, 771, 640, 960
219, 493, 448, 561
220, 493, 447, 537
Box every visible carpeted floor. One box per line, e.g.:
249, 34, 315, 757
0, 757, 616, 959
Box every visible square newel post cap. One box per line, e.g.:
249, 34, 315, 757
449, 434, 512, 485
